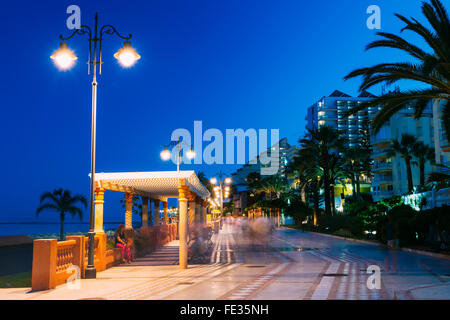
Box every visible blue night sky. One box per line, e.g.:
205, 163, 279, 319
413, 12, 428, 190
0, 0, 426, 223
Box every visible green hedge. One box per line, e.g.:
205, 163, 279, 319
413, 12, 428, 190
317, 215, 365, 236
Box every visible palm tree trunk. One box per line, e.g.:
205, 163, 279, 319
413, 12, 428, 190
356, 174, 361, 197
313, 189, 319, 227
420, 160, 425, 186
406, 158, 414, 192
323, 171, 331, 216
60, 213, 65, 241
330, 186, 336, 216
351, 176, 356, 197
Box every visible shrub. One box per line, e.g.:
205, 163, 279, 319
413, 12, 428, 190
106, 236, 116, 250
285, 199, 313, 225
333, 228, 352, 237
389, 205, 417, 246
318, 215, 347, 233
346, 216, 365, 236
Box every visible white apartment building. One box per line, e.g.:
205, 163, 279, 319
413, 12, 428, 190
371, 102, 437, 201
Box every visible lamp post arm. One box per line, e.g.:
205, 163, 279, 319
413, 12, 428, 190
59, 25, 93, 74
100, 24, 132, 40
59, 25, 92, 42
99, 25, 132, 74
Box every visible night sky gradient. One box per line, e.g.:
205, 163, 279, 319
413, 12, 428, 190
0, 0, 426, 223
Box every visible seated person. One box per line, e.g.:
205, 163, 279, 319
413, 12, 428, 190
187, 231, 202, 258
115, 224, 131, 264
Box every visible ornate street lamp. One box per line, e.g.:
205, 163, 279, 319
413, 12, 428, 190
210, 171, 232, 218
51, 13, 140, 279
160, 138, 195, 172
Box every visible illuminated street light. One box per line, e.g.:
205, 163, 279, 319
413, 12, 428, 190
50, 42, 77, 70
186, 147, 196, 160
160, 138, 195, 172
210, 171, 232, 217
114, 41, 141, 68
160, 148, 171, 161
52, 13, 139, 279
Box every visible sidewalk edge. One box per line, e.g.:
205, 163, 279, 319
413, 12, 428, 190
283, 227, 450, 260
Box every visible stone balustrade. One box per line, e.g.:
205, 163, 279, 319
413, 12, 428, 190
31, 223, 179, 291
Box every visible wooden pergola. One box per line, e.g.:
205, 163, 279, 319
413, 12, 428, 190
91, 170, 210, 269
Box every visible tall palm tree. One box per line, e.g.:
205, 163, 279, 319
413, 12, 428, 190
412, 141, 436, 186
36, 189, 87, 241
427, 170, 450, 183
255, 175, 287, 200
327, 153, 348, 215
344, 0, 450, 141
299, 126, 346, 216
197, 171, 213, 194
287, 152, 322, 224
120, 194, 142, 224
342, 146, 369, 198
386, 134, 417, 192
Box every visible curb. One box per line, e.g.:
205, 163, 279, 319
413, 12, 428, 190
399, 247, 450, 260
303, 230, 384, 247
283, 227, 450, 260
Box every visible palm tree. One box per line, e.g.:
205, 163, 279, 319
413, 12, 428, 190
342, 147, 367, 198
120, 194, 142, 224
344, 0, 450, 142
427, 171, 450, 183
36, 189, 87, 241
327, 153, 348, 215
386, 134, 417, 192
196, 171, 215, 198
254, 175, 288, 224
287, 153, 322, 224
412, 141, 436, 186
299, 126, 346, 216
255, 175, 287, 200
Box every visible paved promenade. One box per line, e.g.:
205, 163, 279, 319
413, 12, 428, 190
1, 222, 449, 300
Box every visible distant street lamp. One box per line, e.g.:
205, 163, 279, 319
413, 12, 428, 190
160, 138, 196, 172
210, 171, 232, 217
52, 13, 140, 279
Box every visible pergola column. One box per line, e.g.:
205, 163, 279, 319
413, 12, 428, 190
178, 183, 190, 269
142, 196, 149, 227
125, 193, 133, 229
163, 201, 168, 224
195, 196, 202, 223
188, 192, 196, 226
202, 200, 207, 223
154, 199, 160, 225
149, 199, 153, 226
94, 187, 105, 233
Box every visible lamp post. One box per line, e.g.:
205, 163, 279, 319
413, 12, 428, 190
160, 138, 196, 172
51, 13, 140, 279
210, 171, 232, 218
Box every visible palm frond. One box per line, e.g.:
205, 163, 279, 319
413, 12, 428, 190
36, 203, 58, 216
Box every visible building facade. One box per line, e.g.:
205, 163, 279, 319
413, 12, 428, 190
370, 100, 447, 201
231, 138, 298, 216
433, 99, 450, 173
306, 90, 378, 148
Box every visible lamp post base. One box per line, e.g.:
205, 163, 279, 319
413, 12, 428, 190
85, 267, 97, 279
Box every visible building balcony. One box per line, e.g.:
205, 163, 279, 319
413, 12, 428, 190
372, 175, 393, 184
318, 115, 338, 121
371, 190, 395, 200
372, 148, 390, 158
441, 137, 450, 152
372, 162, 392, 172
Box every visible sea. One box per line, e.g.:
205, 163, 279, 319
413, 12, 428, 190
0, 222, 129, 238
